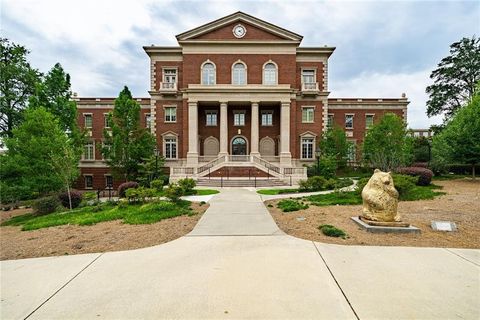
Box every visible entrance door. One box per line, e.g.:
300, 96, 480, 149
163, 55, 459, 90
232, 137, 247, 155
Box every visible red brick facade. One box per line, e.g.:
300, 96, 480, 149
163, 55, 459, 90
75, 12, 408, 189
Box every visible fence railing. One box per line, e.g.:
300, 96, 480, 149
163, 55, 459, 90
283, 167, 307, 175
160, 82, 177, 90
228, 155, 250, 162
197, 156, 225, 174
302, 82, 319, 91
172, 167, 195, 175
252, 156, 281, 174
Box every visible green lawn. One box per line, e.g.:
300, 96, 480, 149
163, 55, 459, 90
2, 200, 193, 231
257, 178, 354, 195
189, 189, 219, 196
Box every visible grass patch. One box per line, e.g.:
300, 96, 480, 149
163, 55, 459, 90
308, 191, 362, 206
277, 199, 309, 212
257, 178, 354, 195
319, 224, 347, 238
192, 189, 219, 196
1, 200, 192, 231
400, 185, 446, 201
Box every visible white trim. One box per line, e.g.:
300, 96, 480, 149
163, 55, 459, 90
365, 113, 375, 129
103, 113, 111, 129
200, 60, 216, 85
232, 24, 247, 38
205, 109, 218, 126
301, 106, 315, 123
162, 132, 179, 160
230, 135, 249, 155
233, 110, 246, 126
299, 133, 316, 160
345, 114, 354, 129
163, 105, 177, 123
82, 140, 95, 161
83, 113, 93, 129
231, 60, 248, 85
262, 60, 278, 85
83, 174, 93, 189
260, 109, 274, 126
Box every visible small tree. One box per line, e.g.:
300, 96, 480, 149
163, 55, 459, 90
0, 38, 41, 139
102, 86, 156, 180
362, 113, 413, 171
431, 92, 480, 179
50, 143, 80, 209
426, 36, 480, 122
319, 125, 349, 169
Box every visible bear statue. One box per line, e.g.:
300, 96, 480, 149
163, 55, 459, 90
361, 169, 401, 223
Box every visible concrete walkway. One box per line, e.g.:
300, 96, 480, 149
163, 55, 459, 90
1, 188, 479, 320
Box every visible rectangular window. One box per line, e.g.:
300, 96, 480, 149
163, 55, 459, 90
365, 114, 374, 128
145, 114, 152, 129
301, 137, 314, 159
302, 107, 315, 123
345, 114, 354, 129
261, 111, 273, 126
84, 114, 93, 129
347, 141, 356, 162
302, 70, 315, 84
105, 175, 113, 189
104, 114, 111, 128
83, 142, 95, 160
327, 114, 334, 128
206, 111, 218, 126
165, 107, 177, 123
163, 69, 177, 84
84, 175, 93, 189
234, 111, 245, 126
164, 137, 177, 159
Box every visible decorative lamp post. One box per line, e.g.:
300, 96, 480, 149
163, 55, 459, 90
315, 146, 321, 176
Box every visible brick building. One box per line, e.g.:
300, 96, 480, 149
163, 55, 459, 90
75, 12, 409, 190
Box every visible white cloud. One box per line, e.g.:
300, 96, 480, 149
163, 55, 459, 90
330, 69, 444, 128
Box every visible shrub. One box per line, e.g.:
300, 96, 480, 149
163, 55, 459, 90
164, 183, 185, 202
82, 191, 97, 202
411, 162, 429, 168
150, 179, 164, 192
396, 167, 433, 186
32, 196, 60, 216
298, 176, 337, 192
318, 224, 347, 238
178, 178, 196, 194
58, 190, 82, 209
118, 181, 139, 198
307, 155, 337, 179
355, 174, 417, 198
126, 187, 155, 203
277, 199, 309, 212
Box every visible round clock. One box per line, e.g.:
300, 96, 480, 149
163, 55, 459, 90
233, 24, 246, 38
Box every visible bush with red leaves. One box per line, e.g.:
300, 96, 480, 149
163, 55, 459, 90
411, 162, 429, 168
58, 190, 83, 209
118, 181, 139, 198
396, 167, 433, 186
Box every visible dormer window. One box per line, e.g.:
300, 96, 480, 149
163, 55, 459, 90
232, 62, 247, 85
201, 61, 216, 85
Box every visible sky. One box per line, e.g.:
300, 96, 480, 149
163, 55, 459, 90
2, 0, 479, 128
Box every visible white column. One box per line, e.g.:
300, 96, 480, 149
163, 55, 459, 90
250, 102, 260, 157
280, 102, 292, 166
219, 101, 228, 156
186, 101, 198, 165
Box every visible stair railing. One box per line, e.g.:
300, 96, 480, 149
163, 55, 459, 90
197, 155, 226, 175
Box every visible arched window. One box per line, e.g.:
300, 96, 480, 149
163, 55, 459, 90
201, 62, 215, 85
263, 62, 277, 85
232, 62, 247, 85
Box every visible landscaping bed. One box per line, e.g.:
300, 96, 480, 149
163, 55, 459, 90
0, 201, 208, 260
266, 179, 480, 248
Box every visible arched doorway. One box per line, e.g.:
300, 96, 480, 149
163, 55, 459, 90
231, 136, 247, 155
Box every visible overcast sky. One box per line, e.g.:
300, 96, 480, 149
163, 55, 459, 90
2, 0, 479, 128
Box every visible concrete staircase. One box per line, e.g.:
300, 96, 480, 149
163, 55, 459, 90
197, 178, 289, 187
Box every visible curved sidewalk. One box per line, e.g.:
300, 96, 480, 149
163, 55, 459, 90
1, 188, 479, 319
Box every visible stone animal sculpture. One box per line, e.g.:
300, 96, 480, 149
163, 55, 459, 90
361, 169, 400, 222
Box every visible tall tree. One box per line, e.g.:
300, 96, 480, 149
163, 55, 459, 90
0, 38, 41, 139
1, 107, 75, 199
362, 113, 413, 171
426, 36, 480, 122
319, 125, 349, 168
431, 92, 480, 179
30, 63, 78, 134
102, 86, 155, 181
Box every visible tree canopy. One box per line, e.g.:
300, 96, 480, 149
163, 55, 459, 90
0, 38, 41, 139
319, 125, 349, 169
102, 86, 155, 180
362, 113, 413, 171
426, 36, 480, 122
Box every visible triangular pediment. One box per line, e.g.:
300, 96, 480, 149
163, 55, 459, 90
176, 11, 303, 42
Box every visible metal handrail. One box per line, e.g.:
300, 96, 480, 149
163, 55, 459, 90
251, 155, 281, 174
197, 156, 225, 174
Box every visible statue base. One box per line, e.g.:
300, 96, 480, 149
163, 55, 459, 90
359, 216, 411, 228
351, 216, 421, 234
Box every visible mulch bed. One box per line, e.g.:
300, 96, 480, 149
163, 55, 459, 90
266, 179, 480, 248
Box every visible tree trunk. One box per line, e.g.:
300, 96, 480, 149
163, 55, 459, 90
67, 184, 72, 210
473, 164, 476, 180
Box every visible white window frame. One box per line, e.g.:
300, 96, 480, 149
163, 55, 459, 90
83, 141, 95, 161
162, 133, 178, 160
347, 140, 357, 162
365, 114, 374, 129
103, 113, 111, 128
300, 135, 316, 160
201, 60, 216, 85
164, 106, 177, 123
261, 110, 273, 126
162, 68, 177, 84
105, 175, 113, 189
262, 61, 278, 85
83, 113, 93, 129
233, 110, 246, 126
302, 106, 315, 123
345, 114, 354, 129
145, 113, 152, 129
84, 175, 93, 189
205, 110, 218, 126
327, 114, 334, 129
301, 68, 316, 84
232, 60, 247, 85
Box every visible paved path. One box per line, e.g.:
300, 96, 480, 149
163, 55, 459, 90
1, 188, 479, 319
